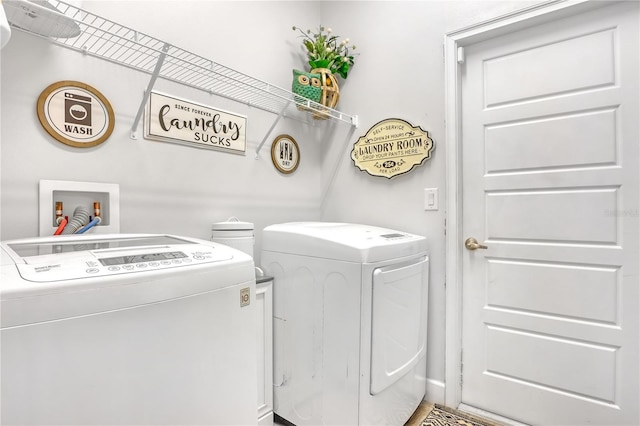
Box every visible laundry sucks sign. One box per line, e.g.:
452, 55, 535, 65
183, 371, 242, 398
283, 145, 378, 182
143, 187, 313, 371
144, 91, 246, 154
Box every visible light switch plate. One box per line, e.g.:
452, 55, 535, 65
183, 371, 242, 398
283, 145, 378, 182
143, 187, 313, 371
424, 188, 438, 211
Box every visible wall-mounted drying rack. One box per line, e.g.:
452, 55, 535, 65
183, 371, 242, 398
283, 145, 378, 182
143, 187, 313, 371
3, 0, 358, 158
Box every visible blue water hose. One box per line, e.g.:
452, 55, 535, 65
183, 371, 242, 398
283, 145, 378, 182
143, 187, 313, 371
76, 216, 102, 234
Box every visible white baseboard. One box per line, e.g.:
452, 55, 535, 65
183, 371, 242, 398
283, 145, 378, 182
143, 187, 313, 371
424, 378, 445, 405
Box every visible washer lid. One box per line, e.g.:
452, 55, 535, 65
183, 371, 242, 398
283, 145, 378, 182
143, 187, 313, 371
0, 234, 246, 286
0, 234, 255, 327
262, 222, 427, 263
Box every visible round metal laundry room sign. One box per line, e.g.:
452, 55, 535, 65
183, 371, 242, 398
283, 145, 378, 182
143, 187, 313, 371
37, 80, 115, 148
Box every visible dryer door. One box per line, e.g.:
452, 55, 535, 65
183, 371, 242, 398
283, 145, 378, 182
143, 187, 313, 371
370, 256, 429, 395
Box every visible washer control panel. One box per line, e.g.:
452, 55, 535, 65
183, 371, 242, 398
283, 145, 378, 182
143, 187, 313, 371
15, 247, 233, 282
98, 250, 190, 267
2, 235, 236, 283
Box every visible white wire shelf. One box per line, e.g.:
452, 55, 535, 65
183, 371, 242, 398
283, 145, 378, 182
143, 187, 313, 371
3, 0, 358, 155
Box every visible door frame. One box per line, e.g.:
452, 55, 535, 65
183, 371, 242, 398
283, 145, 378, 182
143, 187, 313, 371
443, 0, 620, 409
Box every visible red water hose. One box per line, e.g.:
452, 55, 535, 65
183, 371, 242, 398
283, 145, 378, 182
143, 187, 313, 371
53, 217, 68, 235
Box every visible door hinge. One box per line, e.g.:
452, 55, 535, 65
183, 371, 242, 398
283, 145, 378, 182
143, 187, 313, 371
457, 46, 465, 64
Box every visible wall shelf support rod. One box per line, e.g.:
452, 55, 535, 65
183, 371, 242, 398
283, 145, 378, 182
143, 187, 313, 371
255, 101, 291, 159
130, 43, 171, 139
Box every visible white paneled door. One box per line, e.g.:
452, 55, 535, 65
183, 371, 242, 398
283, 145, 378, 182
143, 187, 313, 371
460, 2, 639, 425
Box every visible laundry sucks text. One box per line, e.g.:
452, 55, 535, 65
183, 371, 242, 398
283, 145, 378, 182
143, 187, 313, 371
158, 104, 242, 146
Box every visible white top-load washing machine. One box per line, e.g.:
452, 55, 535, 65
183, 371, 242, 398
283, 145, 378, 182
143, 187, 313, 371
1, 233, 257, 425
261, 222, 429, 426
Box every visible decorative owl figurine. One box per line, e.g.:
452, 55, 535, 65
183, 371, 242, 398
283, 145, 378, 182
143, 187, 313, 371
292, 69, 322, 105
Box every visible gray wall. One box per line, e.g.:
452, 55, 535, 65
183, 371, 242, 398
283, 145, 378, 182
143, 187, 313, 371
0, 0, 542, 402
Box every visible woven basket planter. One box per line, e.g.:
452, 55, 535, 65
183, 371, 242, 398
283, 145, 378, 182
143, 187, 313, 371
311, 68, 340, 119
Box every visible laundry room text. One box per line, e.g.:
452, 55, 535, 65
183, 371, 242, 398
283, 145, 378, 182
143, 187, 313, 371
351, 118, 434, 179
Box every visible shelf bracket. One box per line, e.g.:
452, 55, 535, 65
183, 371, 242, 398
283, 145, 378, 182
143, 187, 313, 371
255, 101, 291, 159
130, 42, 171, 139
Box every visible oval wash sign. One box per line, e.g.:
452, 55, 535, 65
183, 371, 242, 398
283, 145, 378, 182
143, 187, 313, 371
351, 118, 434, 179
37, 81, 115, 148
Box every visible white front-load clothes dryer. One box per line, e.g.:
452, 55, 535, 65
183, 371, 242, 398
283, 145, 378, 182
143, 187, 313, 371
261, 222, 429, 426
0, 234, 257, 425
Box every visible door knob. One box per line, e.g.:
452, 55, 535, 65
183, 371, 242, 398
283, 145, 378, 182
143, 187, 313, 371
465, 237, 488, 250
